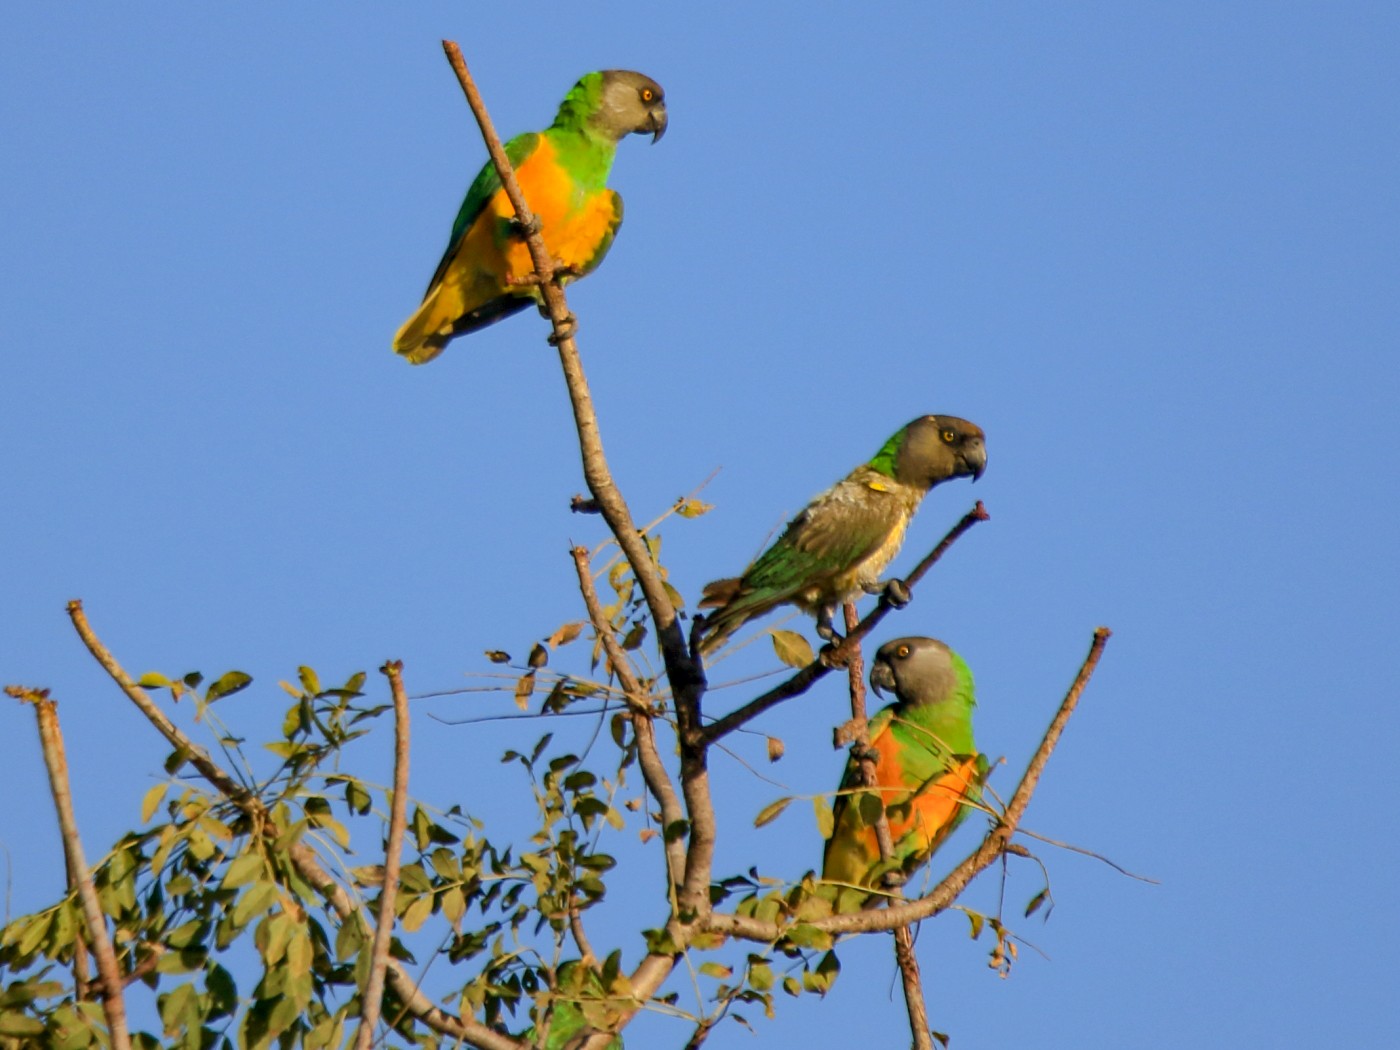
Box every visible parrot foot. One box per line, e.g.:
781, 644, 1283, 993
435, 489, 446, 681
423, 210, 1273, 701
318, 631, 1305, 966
509, 215, 542, 239
547, 314, 579, 345
882, 578, 912, 608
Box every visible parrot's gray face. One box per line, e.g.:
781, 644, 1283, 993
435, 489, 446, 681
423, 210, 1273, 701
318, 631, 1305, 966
870, 637, 957, 705
894, 415, 987, 487
597, 70, 668, 143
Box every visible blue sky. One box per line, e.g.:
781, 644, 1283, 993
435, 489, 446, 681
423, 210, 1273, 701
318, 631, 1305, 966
3, 4, 1398, 1046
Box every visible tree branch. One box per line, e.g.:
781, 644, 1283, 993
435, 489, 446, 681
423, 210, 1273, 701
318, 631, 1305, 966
703, 627, 1112, 941
836, 604, 932, 1050
438, 40, 705, 737
7, 687, 131, 1050
66, 602, 522, 1050
355, 661, 412, 1050
571, 546, 686, 887
701, 503, 989, 744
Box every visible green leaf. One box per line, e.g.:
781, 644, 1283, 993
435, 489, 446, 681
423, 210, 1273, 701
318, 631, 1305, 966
401, 894, 433, 933
754, 797, 793, 828
1025, 889, 1049, 918
698, 962, 732, 979
966, 909, 985, 940
0, 1014, 45, 1036
812, 796, 835, 839
205, 670, 253, 702
137, 672, 172, 689
771, 630, 815, 668
298, 665, 321, 696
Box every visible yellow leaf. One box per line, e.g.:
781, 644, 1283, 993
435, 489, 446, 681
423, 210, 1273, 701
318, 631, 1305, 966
771, 630, 815, 668
140, 783, 168, 824
675, 498, 714, 519
754, 796, 793, 828
514, 672, 536, 710
547, 621, 586, 648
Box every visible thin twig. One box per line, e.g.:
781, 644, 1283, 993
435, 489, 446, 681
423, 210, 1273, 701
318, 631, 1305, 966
702, 627, 1113, 940
837, 604, 931, 1050
572, 547, 687, 888
437, 47, 713, 1021
438, 40, 705, 723
701, 503, 989, 744
9, 687, 131, 1050
355, 661, 412, 1050
66, 602, 521, 1050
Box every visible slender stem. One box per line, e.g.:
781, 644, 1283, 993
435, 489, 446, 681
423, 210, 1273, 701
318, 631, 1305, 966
571, 546, 687, 886
839, 604, 931, 1049
355, 661, 412, 1050
15, 689, 131, 1050
702, 503, 989, 744
702, 628, 1113, 940
438, 40, 705, 726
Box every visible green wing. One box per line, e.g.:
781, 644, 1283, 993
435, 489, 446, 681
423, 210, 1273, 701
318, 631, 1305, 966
743, 478, 907, 596
423, 132, 541, 295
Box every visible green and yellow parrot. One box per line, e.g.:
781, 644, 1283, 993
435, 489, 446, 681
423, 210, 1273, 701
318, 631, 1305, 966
394, 70, 667, 363
698, 416, 986, 654
823, 636, 987, 909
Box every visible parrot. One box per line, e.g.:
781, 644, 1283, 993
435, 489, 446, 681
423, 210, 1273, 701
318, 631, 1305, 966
393, 70, 668, 363
822, 636, 988, 909
697, 415, 986, 655
524, 960, 624, 1050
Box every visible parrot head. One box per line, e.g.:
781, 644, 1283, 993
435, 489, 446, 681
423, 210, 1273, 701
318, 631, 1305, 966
870, 636, 960, 706
889, 415, 987, 489
595, 70, 668, 143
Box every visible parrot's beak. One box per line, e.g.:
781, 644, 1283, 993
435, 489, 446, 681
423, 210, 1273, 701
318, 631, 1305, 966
646, 106, 668, 144
869, 660, 895, 697
963, 439, 987, 482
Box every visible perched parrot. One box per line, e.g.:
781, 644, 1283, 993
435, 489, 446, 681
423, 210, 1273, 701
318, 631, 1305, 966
394, 70, 668, 363
697, 415, 986, 654
524, 961, 624, 1050
822, 636, 987, 908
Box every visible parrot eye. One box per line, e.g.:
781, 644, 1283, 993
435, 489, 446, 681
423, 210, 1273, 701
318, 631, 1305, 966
941, 429, 956, 444
895, 644, 911, 659
640, 87, 656, 103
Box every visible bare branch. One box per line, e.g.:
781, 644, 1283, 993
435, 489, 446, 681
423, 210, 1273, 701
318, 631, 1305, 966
571, 546, 686, 887
703, 627, 1113, 941
701, 503, 989, 744
836, 605, 931, 1050
8, 687, 131, 1050
66, 602, 521, 1050
355, 661, 412, 1050
438, 40, 705, 732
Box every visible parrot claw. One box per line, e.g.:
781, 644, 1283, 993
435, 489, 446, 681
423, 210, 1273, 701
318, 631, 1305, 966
547, 314, 579, 346
509, 215, 542, 239
882, 579, 912, 608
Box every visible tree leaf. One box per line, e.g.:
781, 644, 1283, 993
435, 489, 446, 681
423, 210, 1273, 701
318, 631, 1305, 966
753, 797, 793, 828
141, 783, 168, 823
766, 736, 785, 762
527, 643, 548, 669
514, 672, 536, 710
771, 630, 814, 668
675, 498, 713, 519
485, 649, 511, 664
206, 670, 253, 702
812, 796, 834, 839
547, 622, 586, 648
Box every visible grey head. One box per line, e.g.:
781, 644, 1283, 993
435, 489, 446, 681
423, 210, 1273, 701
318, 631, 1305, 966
890, 415, 987, 489
594, 70, 668, 143
869, 636, 958, 706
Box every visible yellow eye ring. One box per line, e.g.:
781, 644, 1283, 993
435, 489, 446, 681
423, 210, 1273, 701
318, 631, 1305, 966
641, 87, 655, 102
941, 430, 956, 443
895, 645, 911, 659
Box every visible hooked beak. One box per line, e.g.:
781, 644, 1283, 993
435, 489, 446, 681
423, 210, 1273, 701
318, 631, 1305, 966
646, 105, 668, 144
869, 660, 895, 697
963, 439, 987, 482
